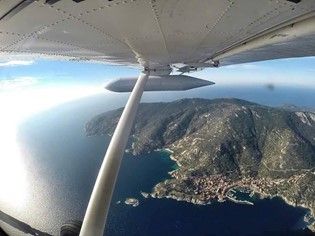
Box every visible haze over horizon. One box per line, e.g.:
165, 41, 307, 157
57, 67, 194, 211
0, 57, 314, 118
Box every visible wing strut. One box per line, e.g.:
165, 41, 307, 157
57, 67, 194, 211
80, 70, 150, 236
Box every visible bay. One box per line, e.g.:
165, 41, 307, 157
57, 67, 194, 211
105, 151, 308, 236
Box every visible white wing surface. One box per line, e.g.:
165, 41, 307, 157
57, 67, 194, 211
0, 0, 314, 71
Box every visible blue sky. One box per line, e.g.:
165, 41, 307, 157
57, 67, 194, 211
0, 57, 314, 91
0, 60, 138, 90
0, 57, 314, 121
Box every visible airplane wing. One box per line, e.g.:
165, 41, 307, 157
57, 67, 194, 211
0, 0, 314, 72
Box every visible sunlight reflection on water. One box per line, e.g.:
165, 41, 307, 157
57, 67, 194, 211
0, 87, 102, 233
0, 122, 28, 210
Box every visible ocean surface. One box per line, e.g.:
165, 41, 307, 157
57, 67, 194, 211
1, 85, 314, 235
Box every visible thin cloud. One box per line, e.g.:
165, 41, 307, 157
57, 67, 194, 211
225, 63, 265, 70
241, 64, 263, 69
0, 60, 34, 67
0, 77, 38, 89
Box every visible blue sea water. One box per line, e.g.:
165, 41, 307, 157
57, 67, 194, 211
105, 153, 307, 236
2, 85, 314, 235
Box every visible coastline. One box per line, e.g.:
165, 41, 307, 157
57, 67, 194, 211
150, 147, 315, 231
164, 148, 174, 154
263, 194, 315, 230
124, 139, 315, 231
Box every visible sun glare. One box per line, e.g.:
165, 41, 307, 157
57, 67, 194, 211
0, 85, 101, 211
0, 123, 28, 209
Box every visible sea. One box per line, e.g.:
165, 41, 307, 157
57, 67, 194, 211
1, 85, 314, 235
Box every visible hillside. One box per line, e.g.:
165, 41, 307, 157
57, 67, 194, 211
86, 98, 315, 230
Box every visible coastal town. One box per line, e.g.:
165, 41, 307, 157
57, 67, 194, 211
150, 173, 265, 205
150, 168, 314, 208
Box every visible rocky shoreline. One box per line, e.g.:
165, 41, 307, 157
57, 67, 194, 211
124, 198, 139, 207
148, 148, 315, 231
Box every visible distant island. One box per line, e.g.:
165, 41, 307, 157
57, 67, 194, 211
85, 98, 315, 231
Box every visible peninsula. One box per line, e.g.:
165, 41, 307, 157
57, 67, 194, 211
86, 98, 315, 230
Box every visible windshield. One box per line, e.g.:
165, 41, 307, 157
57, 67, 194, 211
1, 58, 315, 236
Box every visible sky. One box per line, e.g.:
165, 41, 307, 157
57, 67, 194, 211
0, 57, 314, 91
0, 57, 314, 122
